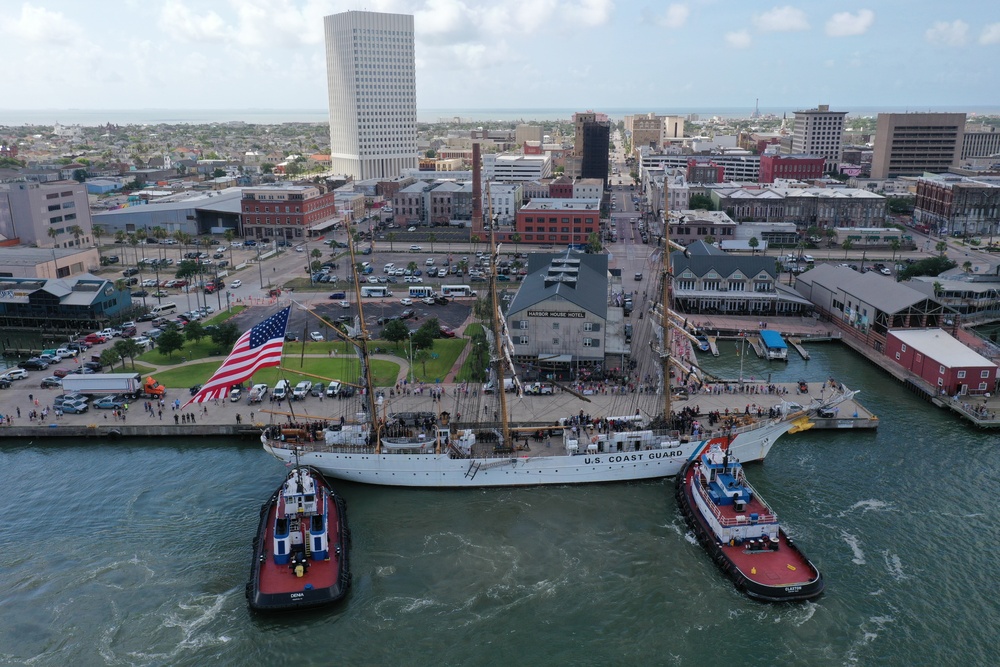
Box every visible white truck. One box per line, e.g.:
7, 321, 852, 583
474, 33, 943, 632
60, 372, 166, 398
249, 383, 269, 403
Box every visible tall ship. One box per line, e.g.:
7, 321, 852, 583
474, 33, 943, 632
262, 200, 855, 488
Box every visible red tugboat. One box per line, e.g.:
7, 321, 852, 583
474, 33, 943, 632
247, 465, 350, 611
675, 445, 823, 602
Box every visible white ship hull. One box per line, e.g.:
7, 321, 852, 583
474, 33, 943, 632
262, 418, 793, 488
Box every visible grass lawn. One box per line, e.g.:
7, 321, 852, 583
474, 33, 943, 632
138, 338, 227, 365
392, 337, 466, 383
151, 356, 401, 389
203, 305, 246, 325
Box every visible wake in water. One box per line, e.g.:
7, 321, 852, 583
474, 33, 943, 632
841, 531, 867, 565
839, 499, 895, 518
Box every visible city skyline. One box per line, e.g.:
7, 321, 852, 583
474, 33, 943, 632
0, 1, 998, 114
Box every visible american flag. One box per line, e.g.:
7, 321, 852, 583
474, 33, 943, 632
184, 306, 290, 407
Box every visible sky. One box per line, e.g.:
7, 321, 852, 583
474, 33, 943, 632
1, 0, 998, 115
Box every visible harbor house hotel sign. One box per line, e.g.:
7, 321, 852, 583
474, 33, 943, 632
527, 310, 586, 318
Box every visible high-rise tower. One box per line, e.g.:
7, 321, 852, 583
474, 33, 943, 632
324, 10, 418, 180
791, 104, 847, 174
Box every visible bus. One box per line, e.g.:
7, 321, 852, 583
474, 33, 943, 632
360, 286, 391, 298
408, 286, 434, 299
440, 285, 477, 298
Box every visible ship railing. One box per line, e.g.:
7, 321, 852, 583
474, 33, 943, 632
693, 477, 777, 526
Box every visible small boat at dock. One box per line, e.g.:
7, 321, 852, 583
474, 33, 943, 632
675, 445, 823, 602
246, 464, 351, 611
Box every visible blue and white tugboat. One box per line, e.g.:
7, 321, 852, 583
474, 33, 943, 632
675, 445, 823, 602
246, 464, 351, 611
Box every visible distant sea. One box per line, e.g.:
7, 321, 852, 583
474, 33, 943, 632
1, 106, 1000, 127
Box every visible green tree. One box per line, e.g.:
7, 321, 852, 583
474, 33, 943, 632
963, 260, 973, 273
511, 233, 521, 254
425, 148, 437, 158
212, 168, 226, 178
406, 261, 418, 273
428, 232, 437, 252
175, 260, 200, 280
386, 232, 397, 252
311, 260, 323, 272
936, 241, 948, 256
470, 234, 481, 254
413, 348, 431, 377
156, 327, 185, 358
210, 322, 240, 349
704, 235, 716, 246
411, 318, 438, 350
842, 239, 854, 259
311, 248, 322, 260
890, 238, 901, 265
99, 348, 122, 371
224, 228, 235, 266
93, 225, 105, 260
113, 339, 142, 370
825, 228, 837, 248
72, 169, 87, 183
47, 226, 58, 246
748, 236, 760, 255
688, 194, 715, 210
587, 232, 602, 254
184, 321, 205, 342
261, 163, 274, 174
382, 318, 410, 348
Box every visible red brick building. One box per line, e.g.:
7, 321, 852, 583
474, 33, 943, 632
240, 185, 337, 240
759, 154, 825, 184
511, 198, 601, 245
885, 329, 998, 396
549, 176, 574, 198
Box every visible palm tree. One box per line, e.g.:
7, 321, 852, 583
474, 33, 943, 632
224, 229, 235, 266
114, 230, 127, 246
151, 226, 167, 261
470, 234, 481, 254
890, 238, 901, 265
842, 239, 853, 259
511, 233, 521, 255
936, 241, 948, 256
47, 227, 59, 247
93, 225, 105, 261
963, 260, 973, 273
127, 233, 141, 270
386, 232, 396, 252
428, 232, 437, 252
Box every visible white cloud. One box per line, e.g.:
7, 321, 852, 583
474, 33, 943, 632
656, 4, 690, 30
825, 9, 874, 37
159, 1, 231, 43
725, 30, 752, 49
753, 6, 809, 32
925, 20, 969, 47
980, 23, 1000, 45
3, 4, 86, 45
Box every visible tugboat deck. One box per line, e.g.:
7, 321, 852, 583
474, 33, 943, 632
720, 534, 817, 587
256, 499, 344, 595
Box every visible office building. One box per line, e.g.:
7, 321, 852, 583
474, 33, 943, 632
0, 181, 93, 249
240, 185, 338, 240
324, 10, 418, 180
791, 105, 847, 174
870, 112, 966, 179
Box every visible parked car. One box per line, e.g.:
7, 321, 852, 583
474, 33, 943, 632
292, 381, 313, 400
439, 326, 457, 338
92, 395, 128, 410
2, 368, 28, 381
310, 383, 325, 397
229, 387, 243, 402
59, 399, 90, 414
40, 376, 62, 388
325, 381, 341, 397
309, 331, 324, 341
230, 279, 242, 288
19, 358, 49, 371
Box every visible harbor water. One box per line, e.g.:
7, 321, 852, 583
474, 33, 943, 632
1, 343, 998, 666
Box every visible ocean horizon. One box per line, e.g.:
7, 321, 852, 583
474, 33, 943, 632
1, 105, 998, 127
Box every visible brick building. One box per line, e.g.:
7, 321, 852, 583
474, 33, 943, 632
240, 185, 338, 240
759, 154, 825, 184
512, 198, 601, 246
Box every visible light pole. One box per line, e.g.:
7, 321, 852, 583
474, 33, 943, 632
256, 243, 264, 290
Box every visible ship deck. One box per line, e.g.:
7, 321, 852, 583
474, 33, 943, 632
257, 497, 344, 595
720, 534, 817, 587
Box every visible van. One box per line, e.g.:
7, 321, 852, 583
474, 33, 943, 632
151, 302, 177, 316
271, 379, 291, 400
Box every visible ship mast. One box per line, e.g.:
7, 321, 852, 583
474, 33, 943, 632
660, 211, 672, 420
486, 186, 511, 450
343, 220, 380, 447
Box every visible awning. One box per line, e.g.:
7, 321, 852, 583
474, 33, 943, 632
309, 218, 341, 233
538, 354, 573, 364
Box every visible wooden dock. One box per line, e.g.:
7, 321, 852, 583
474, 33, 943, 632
787, 337, 811, 360
707, 336, 720, 357
746, 335, 765, 358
